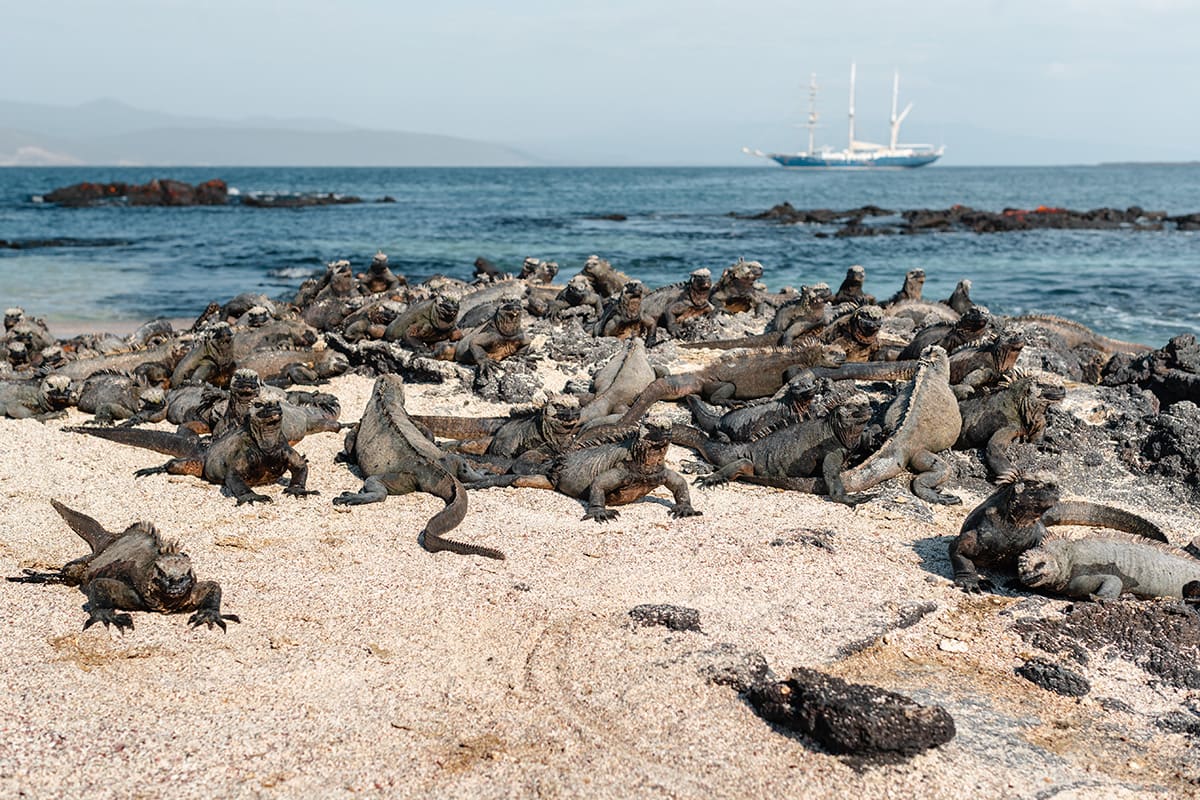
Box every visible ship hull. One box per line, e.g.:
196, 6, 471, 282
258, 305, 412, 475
768, 152, 941, 168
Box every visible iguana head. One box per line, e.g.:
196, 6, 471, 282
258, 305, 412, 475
850, 305, 884, 342
829, 392, 874, 449
41, 374, 74, 409
957, 305, 991, 335
842, 265, 866, 288
1017, 544, 1067, 591
564, 275, 592, 301
800, 282, 832, 308
998, 472, 1061, 524
371, 302, 402, 325
434, 295, 460, 324
248, 398, 284, 440
139, 387, 167, 413
582, 255, 609, 277
519, 257, 542, 279
616, 282, 645, 316
150, 548, 197, 602
230, 368, 263, 403
7, 341, 28, 367
39, 346, 66, 369
369, 251, 390, 274
495, 301, 524, 336
688, 268, 713, 297
245, 305, 272, 327
206, 323, 235, 361
784, 371, 819, 403
4, 307, 23, 331
328, 260, 355, 294
903, 268, 926, 295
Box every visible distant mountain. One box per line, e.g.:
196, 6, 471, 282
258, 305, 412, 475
0, 98, 535, 166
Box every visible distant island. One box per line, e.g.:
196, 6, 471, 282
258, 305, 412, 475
1097, 161, 1200, 167
0, 98, 535, 167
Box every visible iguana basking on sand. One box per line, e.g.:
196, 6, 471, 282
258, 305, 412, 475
1019, 533, 1200, 600
0, 374, 74, 420
333, 374, 504, 559
76, 370, 166, 425
685, 372, 825, 443
616, 338, 846, 425
415, 394, 583, 460
674, 391, 873, 497
465, 418, 701, 522
70, 398, 317, 505
237, 346, 348, 388
210, 368, 341, 442
955, 369, 1065, 479
949, 474, 1168, 592
837, 345, 963, 505
171, 322, 237, 388
8, 500, 239, 632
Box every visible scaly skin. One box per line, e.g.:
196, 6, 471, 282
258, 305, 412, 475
171, 323, 236, 388
7, 500, 238, 633
333, 374, 504, 559
949, 475, 1168, 592
0, 375, 73, 420
955, 369, 1064, 478
640, 271, 715, 336
684, 372, 824, 443
1020, 534, 1200, 599
616, 339, 846, 425
592, 282, 657, 341
838, 346, 963, 505
579, 338, 656, 424
450, 302, 530, 379
384, 296, 462, 350
1013, 314, 1152, 355
898, 305, 992, 361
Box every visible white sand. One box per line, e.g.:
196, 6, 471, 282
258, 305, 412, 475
0, 368, 1195, 799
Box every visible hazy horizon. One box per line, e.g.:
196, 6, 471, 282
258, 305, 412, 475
5, 1, 1199, 166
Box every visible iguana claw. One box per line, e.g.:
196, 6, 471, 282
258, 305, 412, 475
134, 466, 167, 478
236, 492, 272, 505
583, 507, 619, 522
670, 504, 702, 518
284, 487, 319, 498
84, 608, 134, 633
188, 609, 241, 631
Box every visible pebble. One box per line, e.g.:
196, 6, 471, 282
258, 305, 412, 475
938, 638, 969, 653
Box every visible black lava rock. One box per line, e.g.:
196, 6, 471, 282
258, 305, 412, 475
746, 667, 955, 759
1015, 658, 1090, 697
628, 604, 702, 633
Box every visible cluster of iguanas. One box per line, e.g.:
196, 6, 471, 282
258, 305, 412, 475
2, 253, 1193, 634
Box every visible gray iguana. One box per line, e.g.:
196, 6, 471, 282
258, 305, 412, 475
8, 500, 239, 632
333, 374, 505, 559
684, 371, 825, 443
1019, 533, 1200, 600
955, 368, 1065, 479
0, 374, 74, 420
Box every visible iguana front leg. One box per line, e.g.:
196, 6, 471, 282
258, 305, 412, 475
283, 451, 318, 498
695, 458, 754, 488
662, 469, 701, 518
83, 578, 142, 633
226, 471, 272, 505
909, 449, 962, 505
984, 425, 1023, 479
1066, 574, 1125, 600
582, 468, 626, 522
185, 581, 241, 631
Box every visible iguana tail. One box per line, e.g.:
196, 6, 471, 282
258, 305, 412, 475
411, 414, 508, 440
679, 332, 784, 351
1043, 500, 1168, 543
838, 443, 904, 494
808, 362, 920, 382
65, 425, 200, 458
617, 376, 686, 425
50, 499, 117, 553
7, 568, 69, 584
418, 471, 506, 560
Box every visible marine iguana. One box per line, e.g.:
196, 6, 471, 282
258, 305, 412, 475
576, 254, 632, 298
1018, 533, 1200, 600
70, 398, 317, 505
333, 374, 505, 559
837, 345, 963, 505
616, 338, 846, 425
820, 305, 885, 362
577, 337, 657, 424
1012, 314, 1151, 356
688, 283, 842, 352
210, 368, 341, 442
466, 418, 701, 522
832, 264, 876, 306
8, 500, 239, 632
170, 322, 236, 388
943, 279, 976, 315
708, 258, 766, 314
384, 295, 462, 351
593, 281, 658, 342
949, 474, 1168, 592
640, 269, 715, 337
955, 369, 1065, 478
684, 372, 825, 443
0, 374, 74, 420
356, 251, 405, 294
543, 275, 605, 323
882, 268, 925, 307
340, 299, 403, 342
897, 305, 992, 361
76, 370, 166, 425
445, 300, 531, 381
675, 390, 873, 498
414, 394, 582, 460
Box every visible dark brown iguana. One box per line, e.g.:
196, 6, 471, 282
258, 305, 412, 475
356, 250, 405, 294
8, 500, 239, 632
882, 268, 926, 307
1019, 533, 1200, 599
414, 394, 582, 460
466, 418, 701, 522
76, 370, 165, 425
949, 473, 1168, 592
955, 369, 1065, 479
593, 281, 657, 342
444, 300, 531, 381
943, 279, 976, 315
616, 338, 846, 425
640, 269, 715, 337
684, 372, 825, 443
897, 305, 992, 361
820, 304, 885, 362
170, 322, 236, 388
832, 264, 876, 306
384, 295, 462, 351
69, 398, 317, 505
838, 345, 963, 504
709, 257, 766, 314
576, 254, 632, 298
333, 374, 505, 559
674, 391, 873, 498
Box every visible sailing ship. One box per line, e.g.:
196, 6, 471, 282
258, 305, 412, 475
744, 64, 944, 168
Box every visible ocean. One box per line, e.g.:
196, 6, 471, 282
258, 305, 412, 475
1, 165, 1198, 346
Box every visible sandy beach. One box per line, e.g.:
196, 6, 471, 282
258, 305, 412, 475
2, 346, 1198, 799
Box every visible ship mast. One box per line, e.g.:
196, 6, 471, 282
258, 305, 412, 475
847, 62, 856, 151
889, 70, 914, 151
805, 73, 818, 154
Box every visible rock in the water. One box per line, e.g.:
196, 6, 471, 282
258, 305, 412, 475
628, 604, 702, 632
1015, 658, 1090, 697
746, 667, 955, 759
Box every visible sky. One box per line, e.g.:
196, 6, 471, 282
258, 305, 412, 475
4, 0, 1199, 165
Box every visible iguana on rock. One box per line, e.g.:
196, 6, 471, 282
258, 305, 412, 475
898, 305, 992, 361
466, 418, 701, 522
444, 300, 531, 381
616, 338, 846, 425
384, 295, 462, 351
640, 269, 715, 337
1012, 314, 1151, 355
356, 251, 405, 294
832, 264, 876, 306
1019, 533, 1200, 600
576, 254, 632, 298
950, 474, 1168, 592
685, 372, 825, 443
943, 279, 976, 315
0, 374, 74, 420
577, 337, 657, 424
837, 345, 963, 504
882, 268, 926, 307
709, 258, 766, 314
593, 281, 657, 341
8, 500, 239, 632
70, 398, 317, 505
333, 374, 505, 559
820, 305, 885, 362
689, 283, 841, 351
955, 369, 1065, 478
674, 391, 873, 497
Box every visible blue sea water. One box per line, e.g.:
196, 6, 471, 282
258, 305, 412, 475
0, 165, 1198, 346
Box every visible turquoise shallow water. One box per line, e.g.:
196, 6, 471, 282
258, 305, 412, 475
1, 165, 1198, 345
